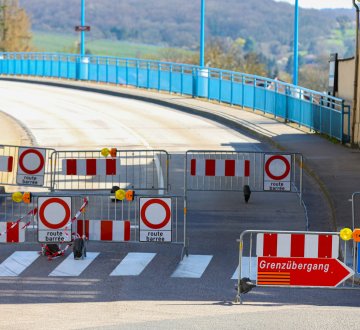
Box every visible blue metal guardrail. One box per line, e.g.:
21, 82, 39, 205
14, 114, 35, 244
0, 52, 350, 143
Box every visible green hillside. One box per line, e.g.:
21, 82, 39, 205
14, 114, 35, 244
32, 32, 195, 60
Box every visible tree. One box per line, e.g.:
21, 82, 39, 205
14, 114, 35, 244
0, 0, 33, 52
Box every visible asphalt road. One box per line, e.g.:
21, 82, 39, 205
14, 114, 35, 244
0, 80, 358, 329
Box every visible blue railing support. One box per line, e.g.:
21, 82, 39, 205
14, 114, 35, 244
0, 52, 349, 143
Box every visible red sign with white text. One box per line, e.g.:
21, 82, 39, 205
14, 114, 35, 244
257, 257, 354, 287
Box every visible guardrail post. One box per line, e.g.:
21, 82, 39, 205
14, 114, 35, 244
230, 73, 234, 106
219, 72, 222, 103
192, 67, 197, 98
169, 64, 173, 93
147, 62, 150, 90
0, 54, 4, 74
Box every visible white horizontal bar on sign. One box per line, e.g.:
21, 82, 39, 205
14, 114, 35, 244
0, 251, 39, 276
171, 254, 213, 278
110, 252, 156, 276
49, 252, 99, 276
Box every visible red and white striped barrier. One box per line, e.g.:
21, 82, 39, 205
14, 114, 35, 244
0, 208, 37, 243
76, 220, 131, 242
0, 156, 13, 172
256, 233, 339, 259
190, 159, 250, 177
62, 158, 120, 176
0, 222, 27, 243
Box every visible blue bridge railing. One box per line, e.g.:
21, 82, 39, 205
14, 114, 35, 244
0, 52, 350, 143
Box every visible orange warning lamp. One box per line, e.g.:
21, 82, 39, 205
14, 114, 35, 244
353, 228, 360, 243
110, 148, 117, 158
22, 192, 32, 204
125, 190, 135, 201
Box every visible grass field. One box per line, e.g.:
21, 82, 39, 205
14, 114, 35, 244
31, 31, 195, 60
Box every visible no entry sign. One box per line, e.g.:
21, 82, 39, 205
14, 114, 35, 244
17, 147, 46, 186
139, 197, 172, 242
38, 196, 72, 243
263, 154, 291, 192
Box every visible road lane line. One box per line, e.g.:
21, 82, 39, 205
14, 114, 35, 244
171, 254, 213, 278
110, 252, 156, 276
0, 251, 40, 276
49, 252, 99, 276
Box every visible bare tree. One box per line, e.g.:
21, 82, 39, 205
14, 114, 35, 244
0, 0, 32, 52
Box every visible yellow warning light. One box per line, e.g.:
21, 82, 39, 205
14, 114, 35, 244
353, 228, 360, 243
101, 148, 110, 157
125, 190, 135, 201
110, 148, 117, 158
22, 192, 32, 204
115, 189, 126, 201
340, 228, 353, 241
12, 192, 23, 203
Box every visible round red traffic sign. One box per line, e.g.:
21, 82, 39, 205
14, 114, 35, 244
140, 198, 171, 230
18, 148, 45, 175
265, 155, 291, 180
39, 197, 71, 229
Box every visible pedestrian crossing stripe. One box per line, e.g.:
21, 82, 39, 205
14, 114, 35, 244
110, 252, 156, 276
171, 254, 213, 278
49, 252, 99, 276
0, 251, 39, 276
0, 251, 244, 279
231, 257, 257, 280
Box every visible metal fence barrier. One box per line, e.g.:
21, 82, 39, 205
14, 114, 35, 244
185, 150, 302, 195
235, 229, 359, 304
0, 145, 169, 193
0, 144, 55, 189
50, 149, 169, 192
0, 192, 185, 247
0, 52, 350, 143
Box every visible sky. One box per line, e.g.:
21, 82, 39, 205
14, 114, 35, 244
275, 0, 354, 9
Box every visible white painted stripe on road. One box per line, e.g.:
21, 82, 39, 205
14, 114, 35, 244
231, 257, 257, 280
171, 254, 213, 278
49, 252, 99, 277
0, 251, 39, 276
110, 252, 156, 276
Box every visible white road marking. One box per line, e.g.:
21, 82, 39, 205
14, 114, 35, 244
49, 252, 99, 276
0, 251, 40, 276
231, 257, 257, 280
171, 254, 213, 278
110, 252, 156, 276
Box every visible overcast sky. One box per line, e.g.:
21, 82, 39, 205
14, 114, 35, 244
275, 0, 354, 9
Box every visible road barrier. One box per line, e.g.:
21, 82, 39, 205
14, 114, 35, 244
0, 145, 169, 193
185, 150, 303, 195
50, 149, 169, 192
235, 229, 359, 304
0, 192, 185, 248
0, 144, 55, 189
0, 52, 350, 143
